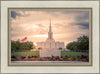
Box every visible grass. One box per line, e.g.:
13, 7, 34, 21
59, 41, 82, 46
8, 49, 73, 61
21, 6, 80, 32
11, 51, 88, 57
61, 51, 89, 57
11, 51, 39, 56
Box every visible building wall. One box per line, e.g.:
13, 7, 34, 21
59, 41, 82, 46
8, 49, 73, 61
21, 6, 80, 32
39, 48, 61, 57
37, 40, 64, 57
37, 41, 64, 49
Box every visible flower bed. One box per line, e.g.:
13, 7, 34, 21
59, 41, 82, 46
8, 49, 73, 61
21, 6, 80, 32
11, 55, 89, 62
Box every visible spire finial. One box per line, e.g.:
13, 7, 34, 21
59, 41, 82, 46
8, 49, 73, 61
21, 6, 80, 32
49, 19, 51, 32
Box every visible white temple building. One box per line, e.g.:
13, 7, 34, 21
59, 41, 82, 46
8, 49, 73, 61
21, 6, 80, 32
36, 21, 64, 57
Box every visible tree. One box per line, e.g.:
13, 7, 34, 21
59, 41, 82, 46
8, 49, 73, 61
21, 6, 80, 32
66, 35, 89, 51
59, 48, 62, 51
11, 40, 17, 52
11, 40, 33, 52
66, 41, 79, 50
38, 47, 42, 50
77, 35, 89, 50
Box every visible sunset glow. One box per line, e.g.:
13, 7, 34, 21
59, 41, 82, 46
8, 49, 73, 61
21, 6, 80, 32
11, 10, 89, 46
33, 35, 48, 37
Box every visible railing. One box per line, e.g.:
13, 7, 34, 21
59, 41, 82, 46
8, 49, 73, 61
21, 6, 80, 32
62, 50, 89, 53
11, 50, 30, 52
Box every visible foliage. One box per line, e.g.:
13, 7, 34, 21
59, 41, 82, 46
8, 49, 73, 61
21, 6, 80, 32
59, 48, 62, 51
77, 35, 89, 50
38, 47, 42, 50
11, 40, 34, 52
66, 35, 89, 51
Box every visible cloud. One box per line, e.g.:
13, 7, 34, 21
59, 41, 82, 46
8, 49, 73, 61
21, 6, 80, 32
64, 11, 89, 30
75, 12, 89, 22
10, 10, 89, 46
11, 11, 22, 19
11, 11, 30, 19
70, 22, 89, 29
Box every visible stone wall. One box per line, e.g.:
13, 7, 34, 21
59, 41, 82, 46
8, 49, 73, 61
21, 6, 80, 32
39, 48, 61, 57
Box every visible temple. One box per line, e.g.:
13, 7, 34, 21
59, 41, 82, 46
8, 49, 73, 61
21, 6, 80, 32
36, 20, 64, 57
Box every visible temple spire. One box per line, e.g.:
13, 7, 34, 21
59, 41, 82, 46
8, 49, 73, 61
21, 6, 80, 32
47, 19, 53, 40
49, 19, 51, 32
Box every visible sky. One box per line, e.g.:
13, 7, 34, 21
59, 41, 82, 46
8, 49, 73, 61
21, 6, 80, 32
11, 9, 89, 46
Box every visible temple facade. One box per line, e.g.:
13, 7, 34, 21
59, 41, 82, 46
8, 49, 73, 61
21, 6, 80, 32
36, 21, 64, 57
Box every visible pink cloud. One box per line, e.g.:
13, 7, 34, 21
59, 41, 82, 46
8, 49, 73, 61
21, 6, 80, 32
11, 10, 89, 46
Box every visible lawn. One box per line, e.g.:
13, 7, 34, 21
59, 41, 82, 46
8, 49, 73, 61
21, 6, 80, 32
11, 51, 39, 56
11, 51, 88, 57
61, 51, 89, 57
